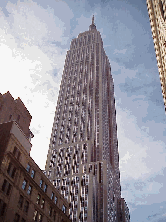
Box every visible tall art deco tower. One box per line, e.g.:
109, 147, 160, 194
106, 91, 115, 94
45, 17, 129, 222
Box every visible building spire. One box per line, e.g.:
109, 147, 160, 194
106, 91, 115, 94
89, 15, 96, 31
92, 15, 94, 25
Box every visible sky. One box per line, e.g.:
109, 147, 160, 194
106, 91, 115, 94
0, 0, 166, 221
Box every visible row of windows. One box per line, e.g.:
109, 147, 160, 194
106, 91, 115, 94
13, 213, 26, 222
0, 199, 6, 217
26, 163, 35, 178
19, 184, 66, 221
9, 114, 20, 123
70, 34, 97, 49
22, 179, 32, 195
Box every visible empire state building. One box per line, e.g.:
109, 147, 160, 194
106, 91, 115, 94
45, 17, 130, 222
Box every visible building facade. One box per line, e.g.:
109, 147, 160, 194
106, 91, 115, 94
146, 0, 166, 108
45, 18, 129, 221
117, 198, 130, 222
0, 91, 34, 142
0, 92, 71, 222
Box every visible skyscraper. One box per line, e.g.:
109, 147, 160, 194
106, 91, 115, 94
45, 17, 129, 222
146, 0, 166, 109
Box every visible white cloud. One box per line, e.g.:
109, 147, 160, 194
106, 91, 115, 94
0, 0, 72, 169
5, 0, 70, 44
114, 49, 127, 54
117, 108, 165, 181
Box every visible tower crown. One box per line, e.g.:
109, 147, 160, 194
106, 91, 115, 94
89, 15, 96, 31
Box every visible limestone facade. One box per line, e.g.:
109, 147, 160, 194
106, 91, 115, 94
45, 19, 128, 222
146, 0, 166, 108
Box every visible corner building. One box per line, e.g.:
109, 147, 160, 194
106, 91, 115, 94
45, 18, 127, 222
0, 92, 70, 222
146, 0, 166, 108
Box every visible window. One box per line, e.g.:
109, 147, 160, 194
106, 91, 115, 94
33, 210, 38, 222
14, 213, 20, 222
39, 214, 43, 222
13, 147, 21, 160
7, 163, 12, 175
26, 164, 30, 172
36, 194, 41, 205
7, 163, 16, 178
11, 167, 16, 178
49, 206, 52, 217
22, 179, 27, 190
41, 199, 45, 209
31, 170, 35, 179
27, 185, 32, 195
53, 211, 56, 221
9, 114, 12, 120
54, 196, 57, 204
39, 179, 43, 188
62, 205, 66, 213
51, 192, 54, 200
18, 195, 24, 209
2, 179, 12, 196
0, 199, 6, 216
24, 201, 29, 213
43, 184, 47, 193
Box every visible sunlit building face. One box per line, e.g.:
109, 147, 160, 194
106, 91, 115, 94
45, 17, 129, 222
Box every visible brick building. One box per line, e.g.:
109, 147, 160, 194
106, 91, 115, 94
0, 92, 71, 222
0, 91, 34, 142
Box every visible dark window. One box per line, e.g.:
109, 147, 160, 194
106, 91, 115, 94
26, 164, 30, 172
24, 200, 29, 213
13, 147, 21, 160
13, 213, 20, 222
27, 185, 32, 195
6, 183, 11, 196
7, 162, 12, 175
2, 179, 12, 196
2, 180, 7, 192
9, 114, 12, 120
43, 184, 47, 193
36, 194, 41, 205
31, 170, 35, 179
22, 179, 27, 190
33, 210, 38, 222
49, 206, 52, 217
7, 163, 16, 178
18, 195, 24, 209
53, 211, 56, 221
11, 167, 16, 178
39, 179, 43, 188
41, 199, 45, 209
0, 199, 6, 216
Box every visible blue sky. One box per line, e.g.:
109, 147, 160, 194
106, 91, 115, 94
0, 0, 165, 221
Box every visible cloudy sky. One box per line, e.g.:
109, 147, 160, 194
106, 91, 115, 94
0, 0, 165, 221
